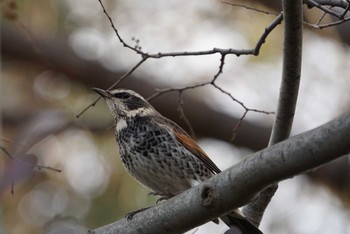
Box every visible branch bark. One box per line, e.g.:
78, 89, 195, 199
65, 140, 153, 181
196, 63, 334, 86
242, 0, 303, 226
90, 110, 350, 234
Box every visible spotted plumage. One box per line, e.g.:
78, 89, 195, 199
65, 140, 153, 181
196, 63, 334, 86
92, 87, 263, 234
115, 114, 218, 198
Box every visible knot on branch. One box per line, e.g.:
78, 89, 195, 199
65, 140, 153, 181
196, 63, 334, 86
200, 185, 218, 207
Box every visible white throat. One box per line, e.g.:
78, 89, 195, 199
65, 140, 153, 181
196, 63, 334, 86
116, 119, 128, 132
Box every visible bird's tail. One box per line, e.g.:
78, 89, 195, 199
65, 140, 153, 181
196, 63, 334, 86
220, 210, 263, 234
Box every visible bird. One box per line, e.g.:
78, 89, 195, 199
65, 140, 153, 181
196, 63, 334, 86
92, 87, 263, 234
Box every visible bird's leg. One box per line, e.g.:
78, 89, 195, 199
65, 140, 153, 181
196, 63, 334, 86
156, 196, 167, 204
126, 192, 169, 221
148, 191, 171, 204
125, 207, 151, 221
148, 191, 160, 196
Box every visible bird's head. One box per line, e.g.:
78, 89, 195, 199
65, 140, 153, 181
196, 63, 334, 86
92, 88, 156, 121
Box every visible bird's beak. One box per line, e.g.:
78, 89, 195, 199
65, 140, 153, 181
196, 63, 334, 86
92, 88, 111, 99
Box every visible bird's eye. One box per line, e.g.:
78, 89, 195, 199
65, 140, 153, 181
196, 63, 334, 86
114, 92, 131, 99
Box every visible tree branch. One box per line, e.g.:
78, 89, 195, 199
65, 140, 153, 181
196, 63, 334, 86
306, 0, 349, 10
242, 0, 304, 226
271, 1, 303, 145
90, 110, 350, 234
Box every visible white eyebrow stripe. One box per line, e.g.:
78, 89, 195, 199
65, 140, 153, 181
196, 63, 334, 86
109, 89, 146, 101
127, 107, 157, 117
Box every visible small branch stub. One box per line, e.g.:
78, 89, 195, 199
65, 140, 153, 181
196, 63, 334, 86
200, 185, 218, 207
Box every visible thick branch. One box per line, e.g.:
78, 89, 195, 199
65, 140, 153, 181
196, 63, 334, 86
270, 0, 303, 144
90, 110, 350, 234
242, 0, 303, 226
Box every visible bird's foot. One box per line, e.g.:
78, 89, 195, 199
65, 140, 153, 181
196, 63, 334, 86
125, 207, 150, 221
148, 191, 171, 204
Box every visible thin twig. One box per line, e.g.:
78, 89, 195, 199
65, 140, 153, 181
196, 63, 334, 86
0, 146, 62, 172
254, 13, 284, 55
305, 0, 343, 18
76, 97, 102, 119
0, 146, 14, 159
221, 2, 279, 15
339, 0, 350, 19
231, 110, 249, 141
35, 165, 62, 172
212, 53, 226, 83
107, 57, 148, 90
76, 57, 147, 118
312, 15, 350, 28
147, 82, 211, 101
177, 91, 196, 139
1, 146, 61, 194
97, 0, 147, 56
316, 8, 329, 25
312, 0, 348, 8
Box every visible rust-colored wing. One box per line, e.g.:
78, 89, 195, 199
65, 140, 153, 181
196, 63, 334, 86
174, 129, 221, 174
153, 115, 221, 174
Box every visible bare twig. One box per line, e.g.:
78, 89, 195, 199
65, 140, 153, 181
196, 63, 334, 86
1, 146, 62, 173
1, 146, 61, 194
76, 57, 147, 118
316, 8, 329, 24
212, 53, 226, 82
253, 13, 283, 55
308, 0, 349, 9
76, 97, 102, 119
146, 83, 210, 101
107, 57, 148, 90
97, 0, 147, 56
0, 146, 14, 159
230, 110, 249, 141
221, 2, 279, 15
313, 15, 350, 28
305, 0, 343, 17
339, 0, 350, 19
303, 0, 350, 29
177, 91, 196, 139
35, 164, 62, 173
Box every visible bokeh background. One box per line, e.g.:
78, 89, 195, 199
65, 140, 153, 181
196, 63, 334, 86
1, 0, 350, 233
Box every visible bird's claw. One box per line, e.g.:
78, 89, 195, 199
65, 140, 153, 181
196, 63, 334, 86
125, 207, 150, 221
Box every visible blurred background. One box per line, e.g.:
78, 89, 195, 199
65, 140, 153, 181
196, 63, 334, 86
1, 0, 350, 233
